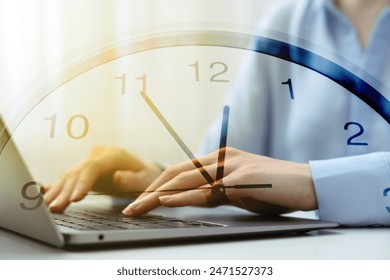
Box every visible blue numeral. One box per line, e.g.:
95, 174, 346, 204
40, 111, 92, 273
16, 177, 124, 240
384, 188, 390, 214
281, 79, 295, 100
344, 122, 368, 146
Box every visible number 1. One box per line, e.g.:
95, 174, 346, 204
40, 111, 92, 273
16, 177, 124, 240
188, 61, 200, 81
282, 78, 295, 100
44, 114, 57, 138
136, 74, 147, 93
115, 73, 126, 95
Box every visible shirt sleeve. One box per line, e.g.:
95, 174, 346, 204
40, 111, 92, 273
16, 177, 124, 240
310, 152, 390, 226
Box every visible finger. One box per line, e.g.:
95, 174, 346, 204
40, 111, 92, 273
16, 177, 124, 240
43, 176, 67, 205
69, 165, 99, 201
93, 146, 146, 173
136, 157, 217, 202
158, 181, 237, 208
113, 170, 146, 193
159, 188, 210, 207
122, 166, 216, 216
137, 163, 216, 205
48, 175, 78, 212
135, 162, 199, 200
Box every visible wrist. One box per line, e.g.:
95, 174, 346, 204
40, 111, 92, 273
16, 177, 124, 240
301, 163, 318, 211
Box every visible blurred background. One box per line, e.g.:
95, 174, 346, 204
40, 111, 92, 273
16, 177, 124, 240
0, 0, 277, 112
0, 0, 279, 182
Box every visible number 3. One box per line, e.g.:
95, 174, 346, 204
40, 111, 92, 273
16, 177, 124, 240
384, 188, 390, 214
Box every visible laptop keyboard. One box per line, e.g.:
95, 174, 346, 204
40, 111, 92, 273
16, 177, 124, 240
53, 208, 224, 231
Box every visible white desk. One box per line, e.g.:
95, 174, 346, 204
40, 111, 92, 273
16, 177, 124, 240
1, 205, 389, 260
1, 226, 390, 260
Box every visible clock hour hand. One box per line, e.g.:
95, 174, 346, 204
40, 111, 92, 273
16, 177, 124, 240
84, 183, 273, 196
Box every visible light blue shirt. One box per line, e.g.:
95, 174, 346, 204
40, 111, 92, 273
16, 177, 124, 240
200, 0, 390, 226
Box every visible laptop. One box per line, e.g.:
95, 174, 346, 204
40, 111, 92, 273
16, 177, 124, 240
0, 115, 338, 247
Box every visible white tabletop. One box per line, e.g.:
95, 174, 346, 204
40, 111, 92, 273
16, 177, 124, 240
1, 206, 389, 260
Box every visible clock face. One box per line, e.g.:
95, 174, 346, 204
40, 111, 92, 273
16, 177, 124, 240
2, 29, 389, 203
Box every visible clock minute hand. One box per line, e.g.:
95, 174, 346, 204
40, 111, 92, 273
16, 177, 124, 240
140, 91, 215, 186
209, 105, 273, 206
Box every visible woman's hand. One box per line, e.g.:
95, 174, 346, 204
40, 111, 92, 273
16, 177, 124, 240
43, 146, 162, 212
122, 147, 318, 216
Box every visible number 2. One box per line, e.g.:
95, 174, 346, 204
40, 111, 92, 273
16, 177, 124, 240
210, 62, 229, 82
344, 122, 368, 146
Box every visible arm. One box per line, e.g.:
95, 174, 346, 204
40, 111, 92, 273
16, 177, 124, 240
123, 150, 390, 228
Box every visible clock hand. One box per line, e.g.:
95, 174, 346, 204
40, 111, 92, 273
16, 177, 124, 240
84, 184, 273, 196
212, 105, 273, 193
84, 95, 272, 198
83, 90, 273, 198
140, 90, 214, 186
209, 105, 230, 206
201, 104, 273, 206
215, 105, 229, 183
140, 91, 273, 199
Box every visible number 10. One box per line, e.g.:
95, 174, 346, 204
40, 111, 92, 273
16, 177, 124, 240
44, 114, 89, 139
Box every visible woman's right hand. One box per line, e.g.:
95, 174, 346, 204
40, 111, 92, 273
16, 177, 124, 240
43, 146, 163, 212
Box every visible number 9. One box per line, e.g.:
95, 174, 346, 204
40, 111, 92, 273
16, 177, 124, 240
20, 181, 45, 211
384, 188, 390, 214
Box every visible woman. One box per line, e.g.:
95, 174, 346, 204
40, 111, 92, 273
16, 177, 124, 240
44, 0, 390, 226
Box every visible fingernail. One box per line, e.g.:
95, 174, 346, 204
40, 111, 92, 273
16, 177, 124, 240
48, 202, 55, 210
122, 200, 142, 215
70, 191, 79, 202
49, 201, 59, 212
40, 186, 46, 195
